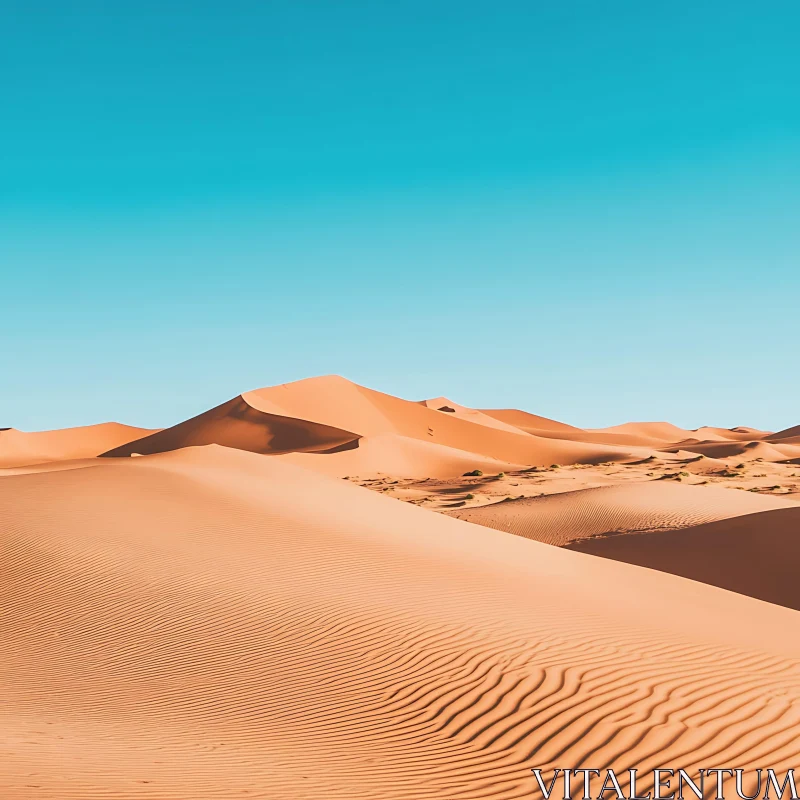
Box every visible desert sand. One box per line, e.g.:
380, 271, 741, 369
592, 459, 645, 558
0, 422, 158, 468
2, 376, 800, 799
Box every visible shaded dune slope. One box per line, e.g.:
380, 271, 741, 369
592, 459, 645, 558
568, 506, 800, 612
768, 424, 800, 446
102, 395, 360, 457
3, 445, 800, 799
446, 482, 796, 547
0, 422, 158, 468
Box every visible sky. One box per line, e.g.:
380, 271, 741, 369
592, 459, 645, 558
2, 1, 799, 432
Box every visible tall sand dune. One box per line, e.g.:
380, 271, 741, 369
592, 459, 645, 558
3, 445, 800, 799
102, 395, 360, 457
447, 481, 796, 546
569, 506, 800, 611
107, 376, 649, 467
0, 422, 157, 468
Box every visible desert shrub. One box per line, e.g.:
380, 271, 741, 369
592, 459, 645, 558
463, 469, 483, 477
465, 493, 475, 500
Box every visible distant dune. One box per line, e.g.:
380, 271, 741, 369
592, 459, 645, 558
0, 422, 157, 468
102, 376, 652, 472
478, 407, 582, 434
3, 445, 800, 798
660, 439, 800, 462
768, 424, 800, 446
588, 420, 701, 441
2, 377, 799, 797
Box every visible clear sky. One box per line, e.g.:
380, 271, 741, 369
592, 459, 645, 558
2, 1, 799, 432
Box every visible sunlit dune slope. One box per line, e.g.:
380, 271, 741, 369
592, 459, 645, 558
446, 481, 796, 546
3, 445, 800, 799
476, 409, 668, 447
476, 408, 581, 435
0, 422, 158, 468
278, 433, 524, 478
420, 397, 530, 435
587, 421, 698, 441
568, 506, 800, 611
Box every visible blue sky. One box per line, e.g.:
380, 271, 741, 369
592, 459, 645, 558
2, 1, 799, 431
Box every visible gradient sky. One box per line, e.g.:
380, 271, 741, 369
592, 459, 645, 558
2, 1, 799, 432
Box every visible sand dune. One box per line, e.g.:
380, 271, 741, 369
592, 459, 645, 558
768, 424, 800, 447
104, 376, 648, 467
569, 506, 800, 611
661, 439, 798, 462
0, 422, 157, 468
587, 421, 774, 446
447, 481, 796, 546
692, 425, 773, 441
420, 397, 530, 435
770, 423, 800, 440
278, 433, 524, 478
478, 408, 582, 435
587, 421, 699, 441
102, 395, 360, 457
3, 444, 800, 799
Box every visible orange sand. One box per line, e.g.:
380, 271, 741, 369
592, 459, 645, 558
0, 422, 158, 468
2, 376, 799, 800
3, 445, 800, 799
